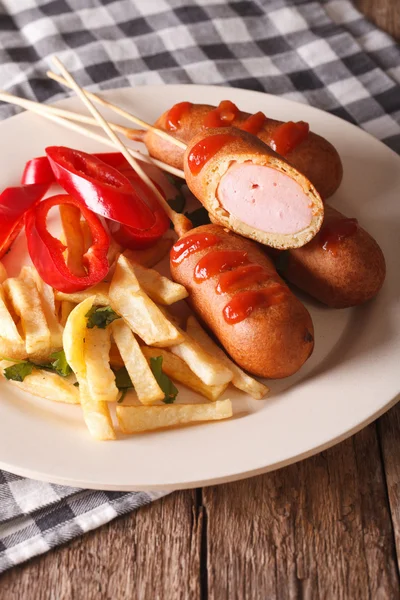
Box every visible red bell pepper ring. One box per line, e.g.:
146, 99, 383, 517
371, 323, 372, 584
108, 169, 170, 249
45, 147, 156, 230
21, 156, 56, 186
0, 183, 49, 259
21, 152, 132, 186
108, 211, 169, 250
92, 152, 132, 172
25, 194, 110, 293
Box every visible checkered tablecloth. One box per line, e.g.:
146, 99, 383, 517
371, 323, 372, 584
0, 0, 399, 574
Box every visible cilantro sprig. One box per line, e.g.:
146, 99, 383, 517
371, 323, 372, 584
150, 356, 178, 404
85, 306, 120, 329
2, 349, 72, 382
49, 350, 72, 377
3, 361, 35, 382
112, 366, 134, 403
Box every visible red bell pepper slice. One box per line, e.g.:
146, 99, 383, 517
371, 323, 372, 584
21, 152, 132, 186
25, 194, 110, 293
0, 183, 49, 259
108, 169, 170, 249
21, 157, 55, 185
92, 152, 131, 172
45, 147, 156, 230
21, 150, 180, 249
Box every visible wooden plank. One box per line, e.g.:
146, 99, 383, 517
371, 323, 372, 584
355, 0, 400, 40
378, 402, 400, 572
203, 424, 399, 600
0, 490, 201, 600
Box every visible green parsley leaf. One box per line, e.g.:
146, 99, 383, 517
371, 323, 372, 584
150, 356, 178, 404
4, 361, 35, 382
49, 350, 72, 377
86, 306, 120, 329
185, 207, 211, 228
113, 366, 133, 390
3, 352, 71, 382
112, 367, 134, 404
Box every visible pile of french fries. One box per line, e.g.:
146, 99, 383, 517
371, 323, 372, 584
0, 208, 268, 441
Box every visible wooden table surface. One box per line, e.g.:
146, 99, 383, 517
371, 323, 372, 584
1, 2, 399, 598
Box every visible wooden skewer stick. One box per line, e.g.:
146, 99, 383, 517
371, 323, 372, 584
0, 89, 185, 179
0, 90, 131, 137
47, 70, 188, 151
51, 57, 192, 237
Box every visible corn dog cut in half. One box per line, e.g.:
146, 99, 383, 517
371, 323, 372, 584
128, 101, 343, 199
183, 127, 324, 250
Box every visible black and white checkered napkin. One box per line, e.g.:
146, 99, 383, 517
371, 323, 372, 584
0, 0, 399, 573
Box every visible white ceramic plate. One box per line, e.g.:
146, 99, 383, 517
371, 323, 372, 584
0, 85, 399, 491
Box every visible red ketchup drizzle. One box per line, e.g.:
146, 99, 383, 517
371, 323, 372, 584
170, 233, 219, 265
319, 218, 359, 256
172, 231, 288, 326
166, 101, 192, 131
203, 100, 239, 128
239, 112, 267, 135
270, 121, 309, 156
194, 251, 249, 283
216, 264, 272, 294
223, 286, 287, 324
188, 133, 236, 175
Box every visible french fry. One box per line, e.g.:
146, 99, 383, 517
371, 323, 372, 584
0, 285, 26, 360
170, 333, 233, 386
117, 389, 141, 406
112, 320, 163, 404
125, 259, 188, 305
80, 218, 93, 253
55, 282, 110, 306
109, 255, 183, 347
0, 361, 79, 404
4, 276, 51, 361
60, 204, 86, 277
117, 399, 233, 433
158, 310, 232, 386
0, 262, 7, 283
63, 297, 116, 440
107, 236, 122, 271
141, 347, 228, 401
123, 233, 174, 268
60, 301, 75, 327
85, 326, 119, 403
20, 266, 64, 350
186, 317, 269, 400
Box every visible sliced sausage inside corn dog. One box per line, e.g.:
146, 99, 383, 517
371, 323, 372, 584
268, 205, 386, 308
128, 100, 343, 199
170, 224, 314, 379
183, 127, 324, 250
